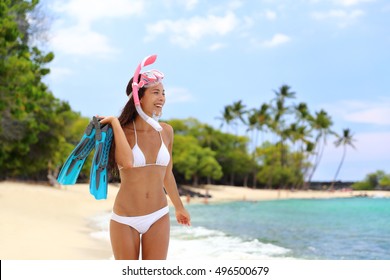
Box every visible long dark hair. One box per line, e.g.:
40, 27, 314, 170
108, 75, 145, 179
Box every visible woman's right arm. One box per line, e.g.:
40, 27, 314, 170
99, 116, 133, 169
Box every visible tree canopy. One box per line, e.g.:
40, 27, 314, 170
0, 0, 81, 180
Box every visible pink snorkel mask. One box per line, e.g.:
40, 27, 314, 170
138, 69, 164, 88
131, 55, 163, 131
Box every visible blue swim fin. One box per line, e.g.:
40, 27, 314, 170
89, 117, 113, 200
57, 119, 96, 185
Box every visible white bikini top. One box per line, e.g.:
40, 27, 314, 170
131, 121, 170, 168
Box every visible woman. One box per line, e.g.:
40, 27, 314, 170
98, 69, 191, 260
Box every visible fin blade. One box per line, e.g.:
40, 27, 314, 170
90, 122, 113, 200
57, 120, 96, 185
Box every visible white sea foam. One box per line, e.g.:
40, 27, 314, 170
169, 225, 292, 260
88, 212, 111, 241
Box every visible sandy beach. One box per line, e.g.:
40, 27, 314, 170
0, 181, 117, 260
182, 184, 390, 203
1, 181, 389, 260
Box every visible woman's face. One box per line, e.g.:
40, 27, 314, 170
141, 83, 166, 118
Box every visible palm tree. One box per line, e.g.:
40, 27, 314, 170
330, 128, 356, 189
230, 100, 247, 136
217, 101, 247, 186
274, 84, 296, 103
272, 85, 296, 168
246, 103, 270, 151
247, 108, 259, 152
286, 122, 311, 189
295, 102, 311, 121
218, 105, 234, 133
262, 85, 296, 188
293, 102, 313, 188
307, 109, 334, 185
246, 103, 271, 188
199, 124, 218, 149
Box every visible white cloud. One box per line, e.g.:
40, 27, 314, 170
208, 43, 226, 51
333, 0, 375, 7
240, 16, 255, 30
165, 87, 194, 104
261, 33, 291, 48
208, 0, 244, 13
311, 9, 364, 27
48, 0, 144, 56
227, 0, 244, 10
349, 132, 390, 160
346, 109, 390, 125
322, 131, 390, 163
145, 12, 239, 48
51, 0, 143, 25
264, 10, 277, 20
160, 0, 198, 11
317, 131, 390, 180
327, 98, 390, 125
343, 100, 390, 125
185, 0, 199, 10
311, 9, 364, 20
50, 24, 119, 56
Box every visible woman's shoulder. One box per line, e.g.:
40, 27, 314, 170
160, 122, 174, 135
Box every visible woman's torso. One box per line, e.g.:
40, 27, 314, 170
113, 122, 171, 216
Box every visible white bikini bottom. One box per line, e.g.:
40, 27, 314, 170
111, 206, 169, 234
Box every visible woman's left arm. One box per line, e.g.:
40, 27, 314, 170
163, 124, 191, 226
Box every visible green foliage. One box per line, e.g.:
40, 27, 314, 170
173, 134, 222, 186
255, 142, 305, 188
352, 170, 390, 190
0, 0, 83, 180
169, 118, 256, 186
379, 175, 390, 188
351, 181, 372, 191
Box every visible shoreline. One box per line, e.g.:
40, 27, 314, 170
180, 184, 390, 205
1, 181, 389, 260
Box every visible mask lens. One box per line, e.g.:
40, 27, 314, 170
140, 70, 164, 88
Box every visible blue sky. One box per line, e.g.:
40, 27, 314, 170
41, 0, 390, 181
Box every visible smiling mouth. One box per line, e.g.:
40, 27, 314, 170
155, 104, 163, 108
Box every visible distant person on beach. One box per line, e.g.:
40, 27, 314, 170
98, 66, 191, 260
203, 189, 209, 204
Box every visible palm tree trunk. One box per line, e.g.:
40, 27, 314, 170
193, 174, 199, 187
330, 146, 346, 190
308, 136, 326, 184
243, 174, 248, 187
252, 170, 257, 188
230, 172, 235, 186
253, 130, 260, 189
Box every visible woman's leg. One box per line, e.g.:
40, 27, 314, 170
110, 219, 141, 260
141, 213, 170, 260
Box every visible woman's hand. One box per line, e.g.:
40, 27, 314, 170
96, 115, 118, 125
175, 207, 191, 226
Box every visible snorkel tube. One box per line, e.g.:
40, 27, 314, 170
132, 54, 163, 132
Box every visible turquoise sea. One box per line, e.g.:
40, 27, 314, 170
168, 197, 390, 260
91, 197, 390, 260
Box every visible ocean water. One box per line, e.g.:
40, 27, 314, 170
90, 197, 390, 260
